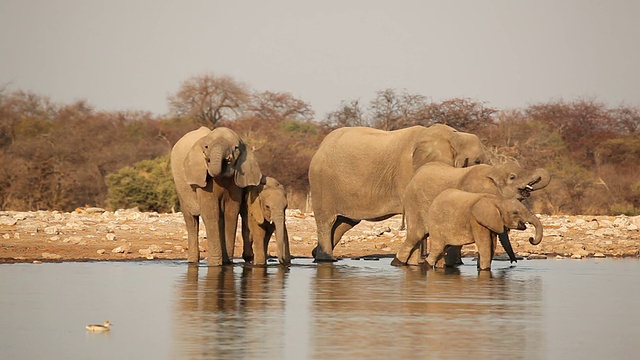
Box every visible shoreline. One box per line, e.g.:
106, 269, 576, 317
1, 209, 639, 264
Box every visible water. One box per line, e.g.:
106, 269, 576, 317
1, 258, 640, 359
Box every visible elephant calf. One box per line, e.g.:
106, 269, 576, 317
425, 189, 543, 270
241, 177, 291, 266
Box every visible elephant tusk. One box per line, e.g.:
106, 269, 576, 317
525, 185, 534, 191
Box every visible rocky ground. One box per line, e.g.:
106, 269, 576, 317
1, 208, 639, 264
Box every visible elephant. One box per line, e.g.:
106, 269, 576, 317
423, 188, 543, 270
308, 124, 488, 261
240, 176, 291, 266
170, 126, 262, 266
392, 161, 550, 266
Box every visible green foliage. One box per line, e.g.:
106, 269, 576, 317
280, 120, 318, 135
105, 155, 178, 212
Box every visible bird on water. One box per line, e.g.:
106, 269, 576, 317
86, 321, 112, 332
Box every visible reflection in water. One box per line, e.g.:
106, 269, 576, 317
171, 260, 543, 359
171, 264, 289, 359
310, 263, 543, 359
5, 259, 640, 359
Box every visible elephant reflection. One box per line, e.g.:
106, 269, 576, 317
309, 263, 543, 358
171, 264, 288, 359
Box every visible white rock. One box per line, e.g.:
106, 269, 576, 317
97, 249, 106, 254
106, 233, 117, 241
112, 243, 131, 254
594, 253, 606, 258
2, 234, 10, 239
292, 236, 303, 242
148, 244, 164, 254
0, 217, 17, 226
44, 226, 59, 235
571, 254, 583, 259
628, 224, 638, 231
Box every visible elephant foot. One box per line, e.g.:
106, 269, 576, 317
313, 257, 337, 263
390, 257, 407, 266
311, 246, 318, 258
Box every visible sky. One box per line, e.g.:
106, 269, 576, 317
1, 0, 639, 119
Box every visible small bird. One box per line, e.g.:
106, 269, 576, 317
86, 321, 112, 332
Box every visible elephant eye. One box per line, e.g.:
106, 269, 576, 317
509, 173, 517, 180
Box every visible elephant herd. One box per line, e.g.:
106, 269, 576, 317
171, 124, 550, 270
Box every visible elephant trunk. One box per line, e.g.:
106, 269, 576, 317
274, 215, 291, 266
526, 213, 544, 245
498, 227, 518, 263
520, 169, 552, 197
207, 145, 223, 177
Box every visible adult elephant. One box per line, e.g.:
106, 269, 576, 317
391, 161, 550, 266
171, 127, 262, 266
309, 124, 488, 261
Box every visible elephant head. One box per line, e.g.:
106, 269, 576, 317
450, 131, 488, 168
487, 162, 551, 200
413, 124, 488, 170
184, 127, 262, 188
248, 178, 291, 265
473, 197, 543, 246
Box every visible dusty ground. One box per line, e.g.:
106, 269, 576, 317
1, 208, 639, 263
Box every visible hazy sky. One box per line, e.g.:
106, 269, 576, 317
1, 0, 639, 119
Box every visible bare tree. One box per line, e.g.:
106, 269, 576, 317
325, 99, 367, 128
248, 90, 314, 122
167, 73, 249, 126
369, 89, 403, 130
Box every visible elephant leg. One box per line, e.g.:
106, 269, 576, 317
182, 212, 200, 263
392, 225, 427, 266
252, 226, 268, 266
476, 235, 494, 271
240, 208, 253, 263
407, 239, 426, 266
222, 201, 241, 265
280, 225, 291, 265
201, 204, 223, 267
314, 216, 337, 262
425, 239, 446, 269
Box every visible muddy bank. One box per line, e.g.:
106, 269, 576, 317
1, 208, 639, 263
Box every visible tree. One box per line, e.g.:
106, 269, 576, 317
369, 89, 429, 130
611, 104, 640, 135
324, 99, 367, 128
167, 73, 249, 126
422, 98, 497, 132
247, 91, 314, 122
525, 99, 616, 167
105, 155, 178, 212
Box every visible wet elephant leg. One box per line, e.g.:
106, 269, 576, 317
222, 201, 241, 265
183, 212, 200, 263
425, 239, 446, 269
314, 217, 336, 261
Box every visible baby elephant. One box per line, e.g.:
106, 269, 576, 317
426, 189, 543, 270
241, 177, 291, 266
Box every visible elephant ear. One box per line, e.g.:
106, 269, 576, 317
248, 186, 265, 224
184, 143, 208, 188
233, 141, 263, 188
471, 197, 505, 234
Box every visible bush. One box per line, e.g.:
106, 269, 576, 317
105, 155, 178, 212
